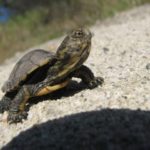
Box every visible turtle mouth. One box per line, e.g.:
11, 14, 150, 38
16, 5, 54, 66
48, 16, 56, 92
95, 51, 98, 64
84, 28, 92, 40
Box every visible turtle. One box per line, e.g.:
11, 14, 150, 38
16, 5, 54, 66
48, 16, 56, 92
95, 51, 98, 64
0, 28, 104, 123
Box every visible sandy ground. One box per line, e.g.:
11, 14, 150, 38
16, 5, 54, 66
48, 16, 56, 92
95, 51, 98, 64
0, 5, 150, 150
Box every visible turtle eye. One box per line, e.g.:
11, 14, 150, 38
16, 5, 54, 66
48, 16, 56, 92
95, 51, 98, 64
72, 30, 84, 38
76, 31, 83, 37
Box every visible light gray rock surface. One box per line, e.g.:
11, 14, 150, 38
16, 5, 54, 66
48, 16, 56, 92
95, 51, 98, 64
0, 5, 150, 149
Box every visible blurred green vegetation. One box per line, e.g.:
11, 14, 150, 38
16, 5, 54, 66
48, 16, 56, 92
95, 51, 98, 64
0, 0, 150, 63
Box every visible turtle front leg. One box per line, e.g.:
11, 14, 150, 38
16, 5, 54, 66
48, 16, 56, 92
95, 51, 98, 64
72, 65, 104, 89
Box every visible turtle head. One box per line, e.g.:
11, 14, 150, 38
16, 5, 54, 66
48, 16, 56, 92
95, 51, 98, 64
50, 28, 93, 81
69, 27, 92, 41
56, 28, 92, 64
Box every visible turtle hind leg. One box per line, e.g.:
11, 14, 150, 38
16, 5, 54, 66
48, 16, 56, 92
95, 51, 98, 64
7, 86, 31, 123
0, 91, 17, 113
7, 80, 69, 123
0, 96, 11, 113
72, 65, 104, 89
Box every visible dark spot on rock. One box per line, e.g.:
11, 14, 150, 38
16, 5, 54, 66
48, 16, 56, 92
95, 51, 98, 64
90, 63, 95, 66
108, 66, 113, 69
80, 93, 84, 97
103, 47, 109, 53
122, 96, 128, 99
141, 81, 146, 84
84, 98, 87, 101
143, 76, 150, 81
129, 68, 135, 71
121, 51, 126, 55
146, 63, 150, 70
119, 65, 123, 68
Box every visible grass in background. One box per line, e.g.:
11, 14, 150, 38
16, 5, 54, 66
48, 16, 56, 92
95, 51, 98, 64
0, 0, 150, 63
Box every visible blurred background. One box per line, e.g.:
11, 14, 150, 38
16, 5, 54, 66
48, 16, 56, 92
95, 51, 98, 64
0, 0, 150, 64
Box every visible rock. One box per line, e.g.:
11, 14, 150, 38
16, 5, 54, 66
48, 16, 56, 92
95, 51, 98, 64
0, 4, 150, 149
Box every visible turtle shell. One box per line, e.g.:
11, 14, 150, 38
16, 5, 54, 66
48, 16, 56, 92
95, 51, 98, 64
2, 49, 56, 93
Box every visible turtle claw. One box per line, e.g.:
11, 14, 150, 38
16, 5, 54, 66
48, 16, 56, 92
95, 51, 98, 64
87, 77, 104, 89
7, 111, 28, 124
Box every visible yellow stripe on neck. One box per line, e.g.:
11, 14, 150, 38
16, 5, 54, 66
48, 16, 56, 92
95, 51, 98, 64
36, 80, 69, 96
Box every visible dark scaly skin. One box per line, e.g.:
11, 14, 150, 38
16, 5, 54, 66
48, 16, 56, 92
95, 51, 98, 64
0, 91, 17, 113
7, 65, 103, 123
0, 28, 104, 123
0, 95, 11, 113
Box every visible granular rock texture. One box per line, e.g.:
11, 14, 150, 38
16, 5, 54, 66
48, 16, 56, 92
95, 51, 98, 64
0, 5, 150, 150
